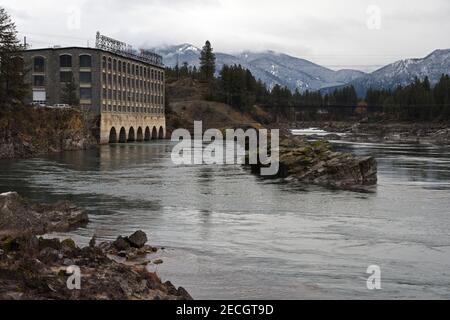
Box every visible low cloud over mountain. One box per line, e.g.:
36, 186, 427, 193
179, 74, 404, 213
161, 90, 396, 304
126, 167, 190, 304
155, 44, 450, 97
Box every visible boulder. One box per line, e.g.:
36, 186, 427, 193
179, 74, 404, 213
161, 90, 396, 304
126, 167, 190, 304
113, 236, 130, 251
128, 230, 148, 249
61, 238, 77, 251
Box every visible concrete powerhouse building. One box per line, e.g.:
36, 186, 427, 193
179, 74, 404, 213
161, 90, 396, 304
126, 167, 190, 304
22, 33, 166, 144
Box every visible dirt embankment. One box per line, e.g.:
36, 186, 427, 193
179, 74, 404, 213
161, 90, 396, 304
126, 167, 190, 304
0, 106, 98, 159
166, 79, 267, 136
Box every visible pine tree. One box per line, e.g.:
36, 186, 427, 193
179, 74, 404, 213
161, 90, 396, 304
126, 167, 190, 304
191, 66, 198, 80
0, 7, 27, 106
180, 62, 189, 78
199, 40, 216, 83
61, 76, 79, 106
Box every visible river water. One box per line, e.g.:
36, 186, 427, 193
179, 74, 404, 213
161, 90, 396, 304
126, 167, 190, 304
1, 138, 450, 299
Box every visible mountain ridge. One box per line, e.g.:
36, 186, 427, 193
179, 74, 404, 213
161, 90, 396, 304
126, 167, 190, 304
153, 44, 366, 92
153, 44, 450, 97
347, 48, 450, 96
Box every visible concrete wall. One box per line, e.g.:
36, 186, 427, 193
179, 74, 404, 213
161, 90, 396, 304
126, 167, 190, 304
100, 113, 166, 144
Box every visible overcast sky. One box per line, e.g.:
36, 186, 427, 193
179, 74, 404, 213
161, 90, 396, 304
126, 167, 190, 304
3, 0, 450, 71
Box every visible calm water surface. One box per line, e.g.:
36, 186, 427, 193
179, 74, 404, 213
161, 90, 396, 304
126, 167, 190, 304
0, 139, 450, 299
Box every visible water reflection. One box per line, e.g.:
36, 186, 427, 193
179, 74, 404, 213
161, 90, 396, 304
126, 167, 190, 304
45, 142, 169, 173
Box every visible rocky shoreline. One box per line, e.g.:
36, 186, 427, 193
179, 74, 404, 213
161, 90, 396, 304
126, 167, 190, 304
0, 107, 97, 160
0, 192, 192, 300
286, 121, 450, 145
249, 136, 377, 191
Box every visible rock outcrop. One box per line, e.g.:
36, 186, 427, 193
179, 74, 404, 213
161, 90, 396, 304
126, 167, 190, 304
0, 233, 192, 300
0, 107, 97, 159
0, 192, 89, 237
0, 194, 192, 300
291, 121, 450, 145
249, 137, 377, 190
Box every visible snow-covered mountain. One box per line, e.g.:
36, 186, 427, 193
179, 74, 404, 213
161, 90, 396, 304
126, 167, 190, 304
153, 44, 366, 92
348, 49, 450, 96
154, 44, 450, 96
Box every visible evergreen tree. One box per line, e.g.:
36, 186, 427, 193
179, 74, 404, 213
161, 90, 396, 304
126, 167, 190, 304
199, 40, 216, 83
61, 76, 79, 106
191, 66, 198, 80
179, 62, 189, 78
0, 7, 27, 106
366, 75, 450, 121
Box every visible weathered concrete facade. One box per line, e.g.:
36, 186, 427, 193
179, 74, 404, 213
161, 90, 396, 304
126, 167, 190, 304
101, 113, 165, 143
22, 46, 166, 144
23, 47, 102, 112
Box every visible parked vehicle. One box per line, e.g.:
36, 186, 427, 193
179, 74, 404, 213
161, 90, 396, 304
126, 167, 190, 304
32, 102, 47, 108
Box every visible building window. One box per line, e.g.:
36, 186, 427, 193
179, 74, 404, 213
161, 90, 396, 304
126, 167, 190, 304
102, 57, 107, 69
33, 75, 45, 86
33, 57, 45, 73
79, 55, 92, 68
80, 88, 92, 100
108, 57, 112, 70
80, 72, 92, 83
113, 59, 117, 71
60, 55, 72, 68
60, 71, 73, 83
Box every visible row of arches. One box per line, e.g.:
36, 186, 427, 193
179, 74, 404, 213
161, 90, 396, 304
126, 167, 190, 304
109, 126, 164, 143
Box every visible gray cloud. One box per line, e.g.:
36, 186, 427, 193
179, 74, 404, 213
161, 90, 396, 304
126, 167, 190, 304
3, 0, 450, 70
